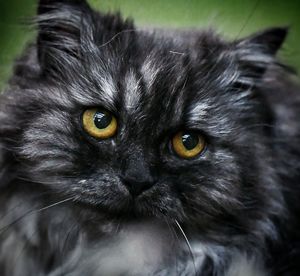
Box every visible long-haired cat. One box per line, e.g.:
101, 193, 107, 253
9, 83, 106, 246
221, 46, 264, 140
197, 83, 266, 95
0, 0, 299, 275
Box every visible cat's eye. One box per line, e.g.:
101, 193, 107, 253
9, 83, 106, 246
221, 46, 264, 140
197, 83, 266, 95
172, 131, 206, 159
82, 108, 117, 139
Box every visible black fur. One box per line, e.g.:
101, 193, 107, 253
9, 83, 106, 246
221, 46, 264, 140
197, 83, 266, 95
0, 0, 299, 275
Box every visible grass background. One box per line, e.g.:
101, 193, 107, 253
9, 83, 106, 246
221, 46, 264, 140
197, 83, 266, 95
1, 0, 300, 89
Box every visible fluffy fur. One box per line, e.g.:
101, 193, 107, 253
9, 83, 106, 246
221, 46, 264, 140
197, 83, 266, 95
0, 0, 300, 275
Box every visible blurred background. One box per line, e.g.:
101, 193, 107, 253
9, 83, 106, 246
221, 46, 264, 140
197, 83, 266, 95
0, 0, 300, 89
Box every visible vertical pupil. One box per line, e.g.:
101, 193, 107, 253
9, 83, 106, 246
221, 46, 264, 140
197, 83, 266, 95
182, 133, 199, 150
93, 111, 112, 129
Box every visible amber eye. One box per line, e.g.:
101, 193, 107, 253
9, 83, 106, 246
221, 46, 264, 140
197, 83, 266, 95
82, 108, 117, 139
172, 131, 206, 159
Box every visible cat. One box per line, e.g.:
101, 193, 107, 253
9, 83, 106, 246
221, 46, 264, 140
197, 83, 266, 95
0, 0, 300, 275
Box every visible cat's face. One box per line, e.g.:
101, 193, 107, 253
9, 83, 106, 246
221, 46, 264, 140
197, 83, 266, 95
9, 0, 286, 239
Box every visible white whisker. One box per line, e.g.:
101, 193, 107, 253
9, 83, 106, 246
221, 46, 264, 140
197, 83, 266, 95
174, 219, 197, 276
34, 197, 74, 213
0, 197, 75, 235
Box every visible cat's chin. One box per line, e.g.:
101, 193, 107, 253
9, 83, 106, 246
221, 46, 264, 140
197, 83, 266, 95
95, 198, 169, 220
112, 195, 184, 222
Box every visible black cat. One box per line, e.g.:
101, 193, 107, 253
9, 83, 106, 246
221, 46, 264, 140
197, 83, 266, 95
0, 0, 299, 275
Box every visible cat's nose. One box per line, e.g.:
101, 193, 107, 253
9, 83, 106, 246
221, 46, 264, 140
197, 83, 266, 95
121, 154, 156, 197
123, 176, 155, 197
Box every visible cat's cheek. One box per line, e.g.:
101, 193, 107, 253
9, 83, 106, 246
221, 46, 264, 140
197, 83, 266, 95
59, 176, 132, 213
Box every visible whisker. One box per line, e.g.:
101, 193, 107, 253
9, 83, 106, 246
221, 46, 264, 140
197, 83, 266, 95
16, 176, 58, 186
174, 219, 197, 276
0, 191, 56, 222
35, 197, 74, 212
164, 218, 179, 274
0, 196, 75, 235
115, 216, 124, 234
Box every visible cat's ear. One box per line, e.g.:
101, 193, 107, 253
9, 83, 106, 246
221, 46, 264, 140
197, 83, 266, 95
36, 0, 135, 78
236, 27, 288, 56
36, 0, 90, 75
233, 27, 288, 85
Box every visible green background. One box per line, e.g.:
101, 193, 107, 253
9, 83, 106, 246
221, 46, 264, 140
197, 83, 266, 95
1, 0, 300, 89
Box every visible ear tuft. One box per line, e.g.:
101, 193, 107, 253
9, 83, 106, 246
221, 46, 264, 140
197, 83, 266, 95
232, 27, 289, 87
36, 0, 91, 77
237, 27, 288, 56
36, 0, 136, 80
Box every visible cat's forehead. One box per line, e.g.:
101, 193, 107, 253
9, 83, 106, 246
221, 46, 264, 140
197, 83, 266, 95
103, 42, 227, 130
68, 30, 237, 137
121, 53, 197, 129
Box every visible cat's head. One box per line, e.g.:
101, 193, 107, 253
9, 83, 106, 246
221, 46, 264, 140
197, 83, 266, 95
1, 0, 288, 241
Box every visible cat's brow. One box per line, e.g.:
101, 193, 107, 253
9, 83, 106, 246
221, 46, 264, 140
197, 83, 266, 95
188, 102, 210, 123
124, 70, 142, 111
98, 75, 117, 105
140, 55, 160, 91
69, 74, 118, 111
